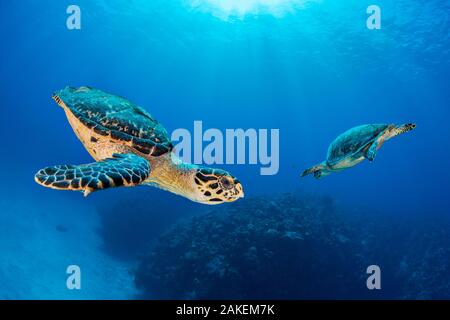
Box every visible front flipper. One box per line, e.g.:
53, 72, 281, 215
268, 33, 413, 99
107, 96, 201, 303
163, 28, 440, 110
366, 141, 378, 162
35, 153, 151, 196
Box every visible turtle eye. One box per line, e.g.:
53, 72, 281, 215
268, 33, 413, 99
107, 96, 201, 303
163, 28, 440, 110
219, 176, 233, 190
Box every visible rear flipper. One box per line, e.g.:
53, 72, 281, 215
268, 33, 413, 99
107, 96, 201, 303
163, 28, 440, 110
35, 153, 151, 196
301, 163, 329, 179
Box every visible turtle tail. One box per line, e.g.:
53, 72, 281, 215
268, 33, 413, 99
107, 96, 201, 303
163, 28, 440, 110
301, 163, 327, 178
393, 123, 416, 137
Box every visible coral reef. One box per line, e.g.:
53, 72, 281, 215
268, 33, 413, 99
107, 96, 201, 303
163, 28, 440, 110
135, 193, 366, 299
133, 193, 450, 299
395, 219, 450, 299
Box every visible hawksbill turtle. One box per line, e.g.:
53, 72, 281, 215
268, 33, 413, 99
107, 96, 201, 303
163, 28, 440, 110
35, 86, 244, 204
301, 123, 416, 178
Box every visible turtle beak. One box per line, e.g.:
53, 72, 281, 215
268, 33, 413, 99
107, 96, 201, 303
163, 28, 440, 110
223, 181, 244, 202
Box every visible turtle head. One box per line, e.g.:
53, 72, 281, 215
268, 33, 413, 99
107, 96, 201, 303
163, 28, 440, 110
193, 168, 244, 205
386, 123, 417, 139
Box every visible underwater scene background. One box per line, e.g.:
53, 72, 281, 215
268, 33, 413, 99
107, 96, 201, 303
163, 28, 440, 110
0, 0, 449, 299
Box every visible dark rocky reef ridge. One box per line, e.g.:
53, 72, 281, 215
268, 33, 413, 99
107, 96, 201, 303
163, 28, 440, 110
134, 193, 450, 299
135, 193, 367, 299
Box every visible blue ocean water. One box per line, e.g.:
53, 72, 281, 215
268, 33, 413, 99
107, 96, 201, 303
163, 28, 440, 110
0, 0, 449, 299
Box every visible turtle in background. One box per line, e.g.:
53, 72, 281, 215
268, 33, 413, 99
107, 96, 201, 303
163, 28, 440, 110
35, 86, 244, 205
301, 123, 416, 179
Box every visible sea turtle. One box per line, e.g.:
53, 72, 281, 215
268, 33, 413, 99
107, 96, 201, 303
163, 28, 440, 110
35, 86, 244, 204
301, 123, 416, 178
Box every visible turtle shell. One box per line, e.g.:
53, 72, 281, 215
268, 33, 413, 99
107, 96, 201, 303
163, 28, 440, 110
54, 86, 173, 157
326, 124, 389, 166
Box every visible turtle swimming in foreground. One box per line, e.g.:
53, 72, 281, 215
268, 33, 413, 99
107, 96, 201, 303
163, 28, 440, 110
301, 123, 416, 179
35, 86, 244, 204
